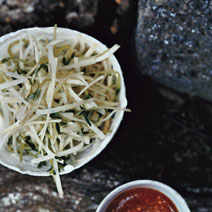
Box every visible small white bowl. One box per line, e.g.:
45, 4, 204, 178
96, 180, 190, 212
0, 27, 127, 176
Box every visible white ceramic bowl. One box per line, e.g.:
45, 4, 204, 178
96, 180, 190, 212
0, 27, 127, 176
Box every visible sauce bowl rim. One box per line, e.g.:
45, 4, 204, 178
96, 179, 190, 212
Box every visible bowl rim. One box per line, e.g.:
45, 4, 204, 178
96, 179, 190, 212
0, 27, 127, 176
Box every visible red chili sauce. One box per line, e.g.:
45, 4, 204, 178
106, 187, 179, 212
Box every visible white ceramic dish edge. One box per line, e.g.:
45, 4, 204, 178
0, 27, 127, 176
96, 180, 190, 212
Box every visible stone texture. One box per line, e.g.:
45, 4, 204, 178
0, 0, 212, 211
0, 0, 99, 36
135, 0, 212, 102
1, 83, 212, 211
0, 0, 135, 40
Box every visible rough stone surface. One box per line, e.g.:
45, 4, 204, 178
0, 0, 99, 35
0, 0, 212, 211
0, 0, 135, 41
135, 0, 212, 102
1, 85, 212, 211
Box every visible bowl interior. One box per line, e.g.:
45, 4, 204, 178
96, 180, 190, 212
0, 27, 127, 176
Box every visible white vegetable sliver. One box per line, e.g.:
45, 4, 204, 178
16, 105, 27, 121
29, 125, 55, 157
83, 136, 90, 145
19, 37, 24, 69
1, 102, 10, 129
78, 75, 104, 96
0, 96, 21, 104
0, 120, 21, 134
67, 87, 82, 102
24, 119, 61, 126
31, 154, 54, 164
8, 87, 29, 105
24, 33, 34, 59
60, 44, 120, 70
56, 141, 84, 157
66, 79, 86, 86
12, 134, 18, 154
101, 110, 116, 122
46, 44, 58, 108
84, 42, 97, 57
0, 79, 24, 90
6, 72, 28, 84
0, 28, 126, 198
87, 122, 105, 140
38, 114, 50, 141
36, 98, 93, 115
53, 159, 63, 198
61, 91, 68, 105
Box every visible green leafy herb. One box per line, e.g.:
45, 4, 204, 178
1, 58, 9, 63
25, 136, 36, 151
82, 111, 91, 126
81, 128, 89, 135
63, 110, 75, 113
37, 161, 47, 168
112, 76, 117, 85
40, 63, 48, 72
115, 88, 120, 95
25, 89, 41, 102
50, 112, 61, 119
60, 121, 68, 126
55, 156, 60, 160
84, 94, 92, 100
7, 136, 12, 145
23, 149, 29, 155
48, 166, 56, 175
16, 67, 27, 75
21, 70, 27, 74
62, 57, 72, 65
56, 123, 60, 134
33, 64, 48, 75
58, 162, 66, 172
28, 78, 33, 85
62, 53, 74, 65
96, 112, 103, 117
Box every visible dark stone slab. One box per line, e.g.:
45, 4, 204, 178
0, 0, 136, 41
0, 0, 99, 35
0, 0, 212, 211
135, 0, 212, 102
1, 85, 212, 211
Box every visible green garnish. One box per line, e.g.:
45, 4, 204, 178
33, 64, 48, 76
25, 136, 37, 151
81, 128, 89, 135
115, 88, 120, 95
50, 112, 61, 119
82, 111, 91, 126
56, 123, 60, 134
37, 161, 47, 168
7, 136, 12, 145
1, 58, 9, 63
25, 89, 41, 101
62, 57, 72, 65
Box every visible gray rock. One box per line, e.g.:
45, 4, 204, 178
65, 0, 98, 28
135, 0, 212, 101
0, 0, 212, 210
0, 0, 135, 41
0, 0, 100, 35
